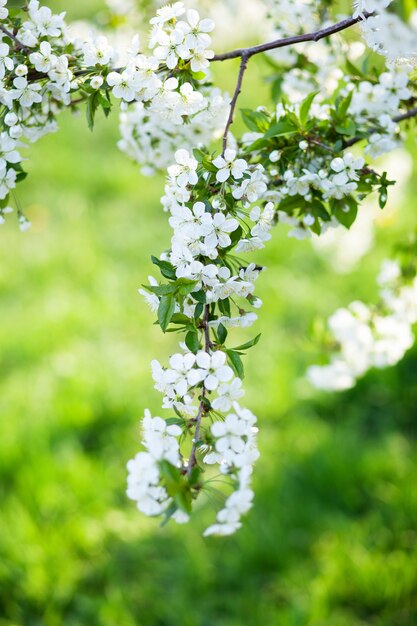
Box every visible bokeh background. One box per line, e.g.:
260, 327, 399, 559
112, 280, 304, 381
1, 1, 417, 624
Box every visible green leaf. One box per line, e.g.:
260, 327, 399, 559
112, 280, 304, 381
243, 138, 270, 154
241, 108, 270, 133
271, 77, 284, 103
336, 91, 353, 120
160, 460, 182, 486
217, 323, 228, 345
194, 302, 204, 320
97, 92, 112, 117
174, 490, 192, 515
202, 157, 217, 172
6, 0, 26, 7
191, 290, 206, 304
226, 350, 244, 379
158, 294, 176, 332
233, 333, 261, 352
278, 194, 304, 213
176, 278, 198, 296
170, 313, 192, 325
15, 172, 27, 183
264, 121, 298, 140
86, 93, 99, 131
160, 502, 178, 527
151, 256, 177, 280
345, 59, 364, 79
185, 330, 200, 354
299, 91, 318, 126
188, 465, 202, 487
379, 187, 388, 209
335, 120, 357, 137
191, 70, 206, 81
193, 148, 205, 162
147, 283, 177, 296
165, 417, 184, 427
333, 198, 358, 229
218, 298, 231, 318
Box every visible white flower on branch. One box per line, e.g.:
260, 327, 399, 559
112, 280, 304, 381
213, 148, 248, 183
189, 350, 234, 391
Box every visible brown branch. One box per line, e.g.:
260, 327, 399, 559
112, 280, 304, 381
0, 25, 30, 53
222, 54, 249, 155
344, 106, 417, 148
211, 13, 370, 62
393, 106, 417, 124
217, 14, 372, 153
187, 304, 211, 478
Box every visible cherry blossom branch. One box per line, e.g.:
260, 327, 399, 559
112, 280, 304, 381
211, 13, 370, 62
218, 13, 371, 153
187, 304, 210, 478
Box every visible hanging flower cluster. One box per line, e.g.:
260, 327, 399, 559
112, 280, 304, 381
128, 146, 268, 534
308, 251, 417, 392
1, 0, 417, 535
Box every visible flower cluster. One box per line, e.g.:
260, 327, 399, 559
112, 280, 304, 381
359, 5, 417, 66
237, 97, 398, 240
117, 88, 229, 175
149, 4, 214, 72
0, 0, 223, 225
127, 147, 272, 533
307, 258, 417, 391
126, 341, 259, 534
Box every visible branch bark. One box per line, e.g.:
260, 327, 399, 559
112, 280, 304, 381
344, 106, 417, 148
0, 25, 30, 53
211, 14, 370, 62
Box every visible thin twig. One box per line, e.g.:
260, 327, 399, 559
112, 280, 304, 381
187, 304, 211, 478
0, 25, 30, 53
393, 106, 417, 124
344, 106, 417, 148
211, 13, 370, 62
306, 136, 336, 153
222, 54, 249, 155
218, 14, 372, 153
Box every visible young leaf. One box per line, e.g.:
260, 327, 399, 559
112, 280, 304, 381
299, 91, 318, 126
264, 121, 298, 140
241, 108, 269, 133
193, 302, 204, 320
151, 256, 176, 280
226, 350, 244, 379
174, 489, 192, 514
86, 93, 99, 131
218, 298, 231, 318
158, 294, 175, 332
217, 323, 228, 345
233, 333, 261, 352
176, 278, 198, 296
191, 290, 206, 304
185, 330, 200, 354
333, 198, 358, 229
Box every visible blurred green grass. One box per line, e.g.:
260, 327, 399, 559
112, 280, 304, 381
1, 2, 417, 625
